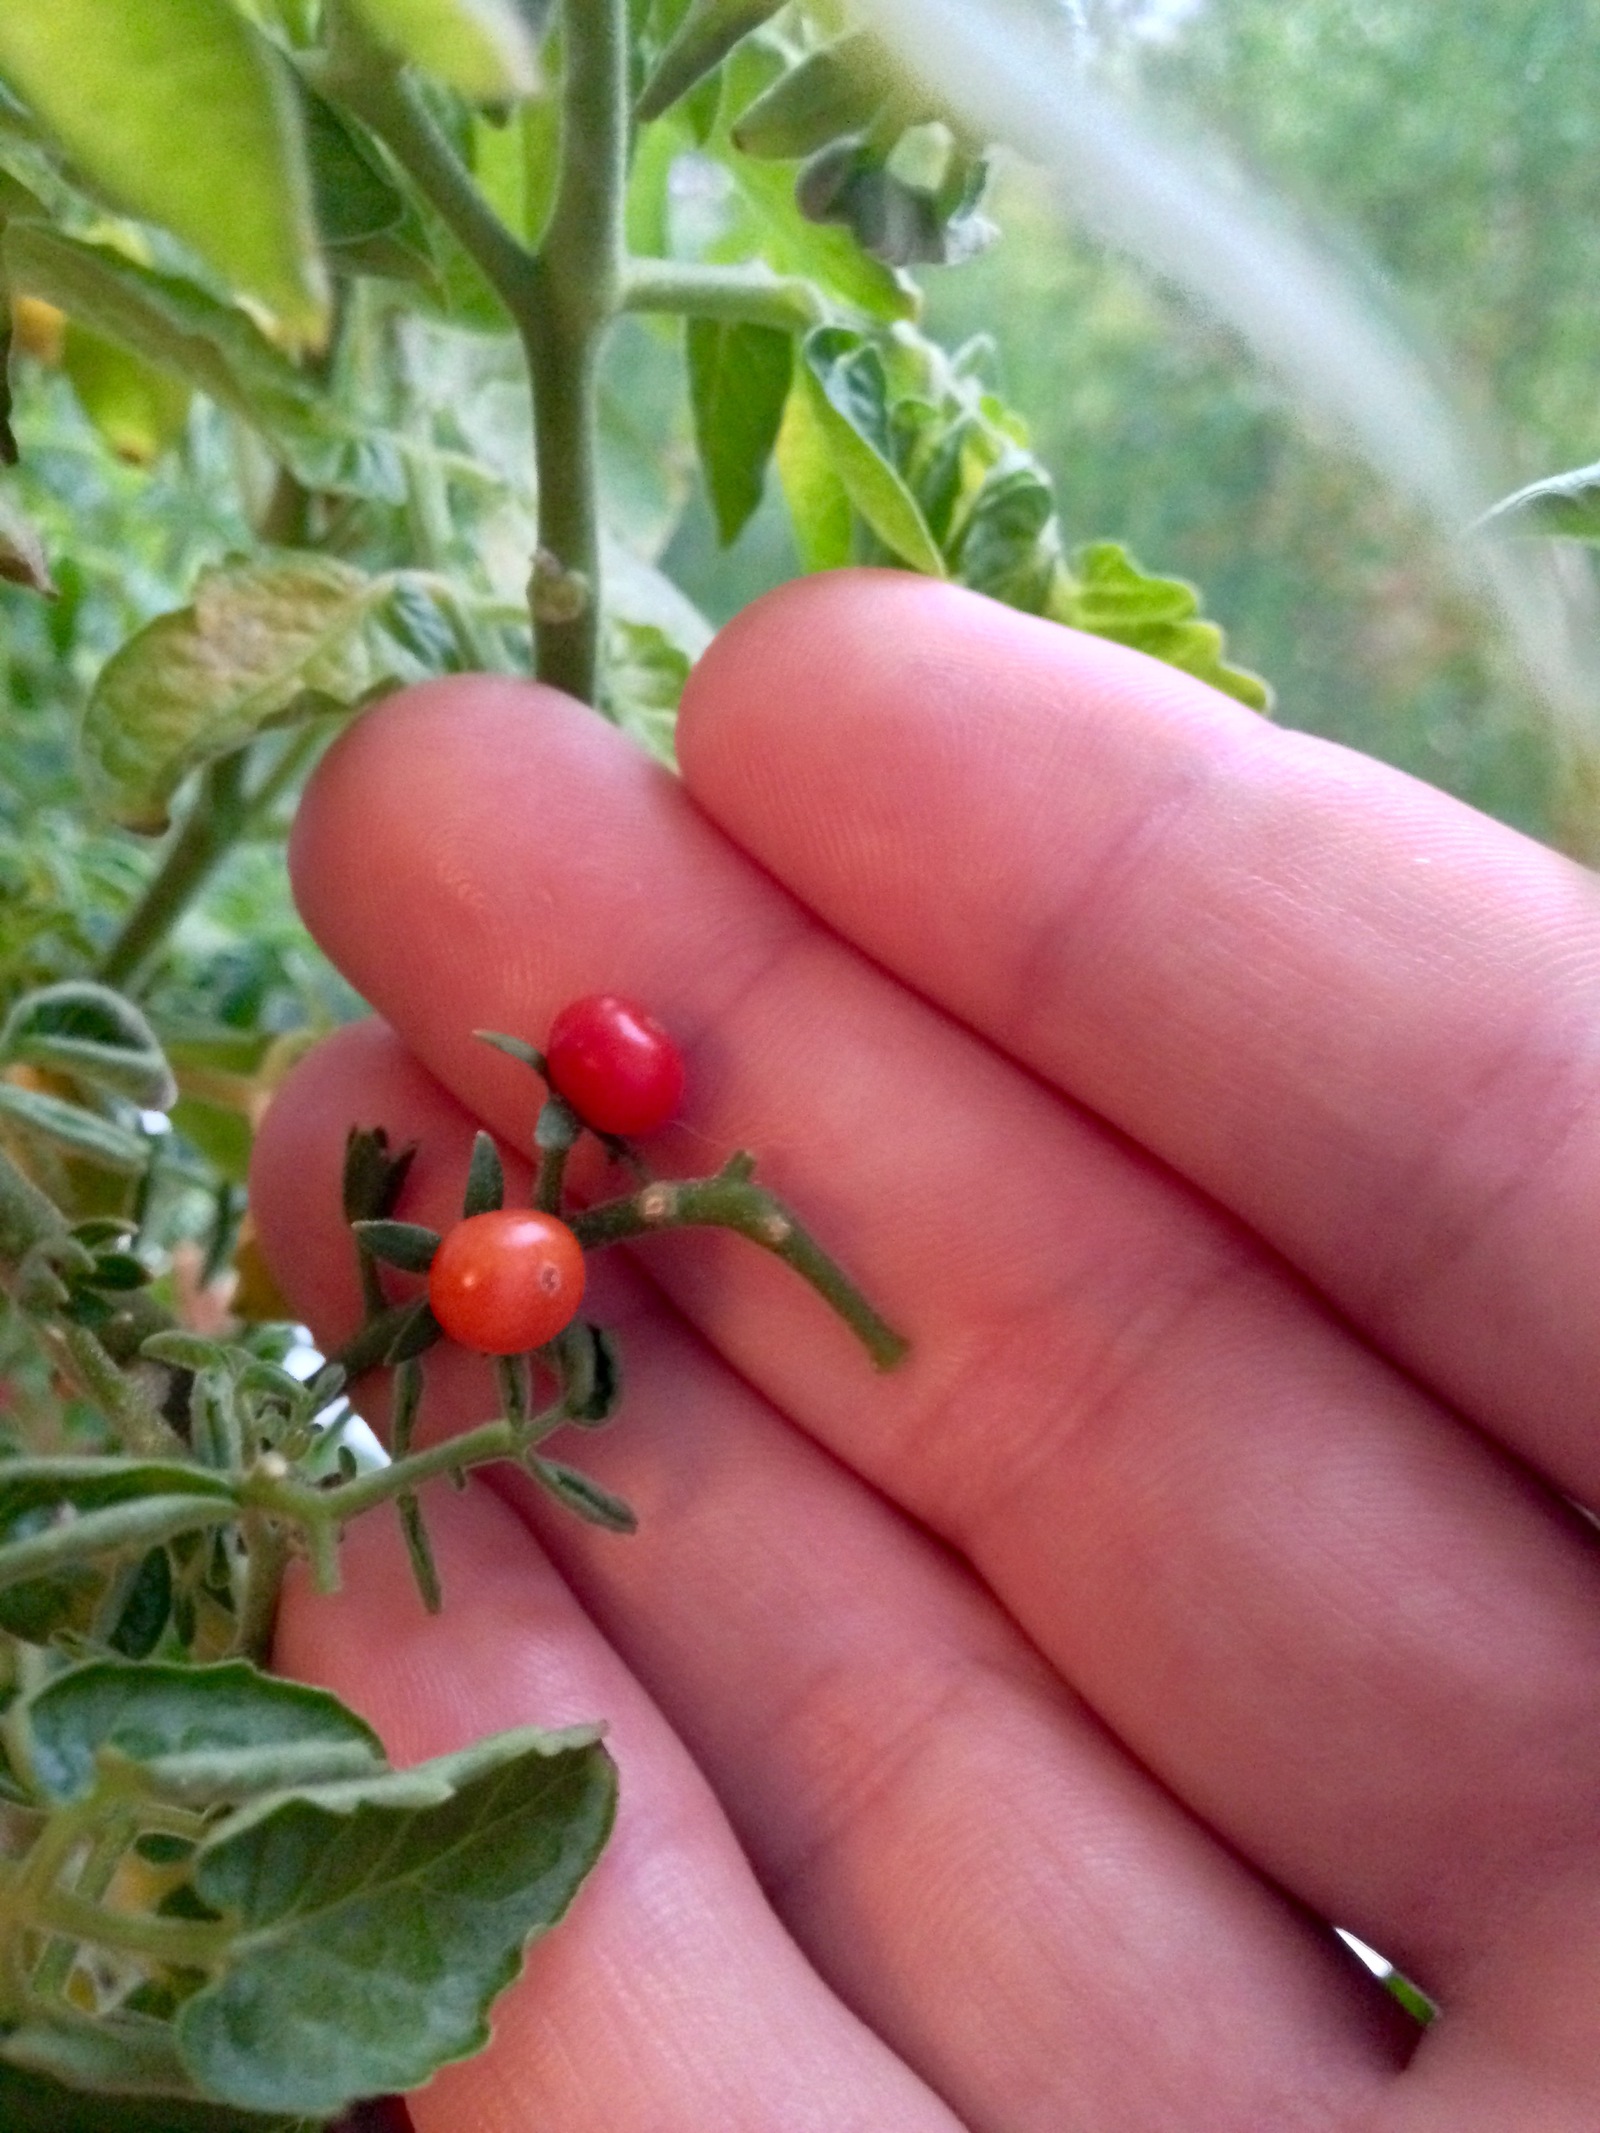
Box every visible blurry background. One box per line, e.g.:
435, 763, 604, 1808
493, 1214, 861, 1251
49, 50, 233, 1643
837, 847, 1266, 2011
669, 0, 1600, 838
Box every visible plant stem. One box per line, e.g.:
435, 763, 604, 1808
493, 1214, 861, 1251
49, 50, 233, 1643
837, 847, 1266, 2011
245, 1413, 522, 1529
31, 1883, 230, 1969
29, 1811, 131, 2005
324, 0, 633, 705
234, 1512, 288, 1663
621, 259, 824, 331
330, 1300, 417, 1381
321, 44, 537, 327
94, 753, 250, 993
521, 0, 630, 702
51, 1323, 187, 1458
572, 1162, 909, 1369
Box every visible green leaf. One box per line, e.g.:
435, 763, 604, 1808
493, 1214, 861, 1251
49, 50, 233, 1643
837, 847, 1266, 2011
555, 1320, 624, 1427
721, 152, 918, 323
1472, 460, 1600, 541
474, 1030, 548, 1076
776, 370, 852, 570
0, 1464, 237, 1644
172, 1096, 254, 1186
24, 1657, 388, 1806
0, 2057, 304, 2133
462, 1130, 504, 1217
382, 1297, 443, 1365
949, 460, 1058, 613
1, 981, 177, 1109
295, 79, 436, 286
0, 487, 52, 594
731, 32, 898, 160
688, 318, 793, 545
81, 557, 467, 833
301, 83, 404, 250
529, 1457, 638, 1532
344, 0, 544, 102
342, 1125, 417, 1226
108, 1543, 174, 1658
800, 326, 944, 574
636, 0, 786, 122
0, 1083, 149, 1172
177, 1726, 617, 2114
1051, 541, 1273, 714
63, 322, 193, 467
600, 620, 689, 767
142, 1331, 230, 1373
2, 224, 401, 501
351, 1219, 441, 1273
0, 0, 326, 343
0, 1459, 237, 1531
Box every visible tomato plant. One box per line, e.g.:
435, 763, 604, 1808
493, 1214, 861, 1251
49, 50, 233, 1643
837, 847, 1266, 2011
545, 993, 686, 1139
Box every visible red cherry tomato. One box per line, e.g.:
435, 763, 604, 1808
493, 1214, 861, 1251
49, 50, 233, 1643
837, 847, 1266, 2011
545, 993, 685, 1138
427, 1209, 586, 1354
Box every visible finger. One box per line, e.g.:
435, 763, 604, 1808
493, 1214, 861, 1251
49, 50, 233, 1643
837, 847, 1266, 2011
274, 1477, 962, 2133
258, 1024, 1413, 2133
678, 570, 1600, 1509
279, 675, 1600, 2018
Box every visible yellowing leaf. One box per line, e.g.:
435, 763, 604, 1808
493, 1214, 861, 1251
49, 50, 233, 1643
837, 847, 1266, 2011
82, 557, 468, 831
63, 324, 191, 465
344, 0, 545, 102
0, 0, 326, 342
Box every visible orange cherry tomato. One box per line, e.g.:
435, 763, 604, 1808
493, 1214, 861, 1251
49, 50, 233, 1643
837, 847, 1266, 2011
427, 1209, 585, 1354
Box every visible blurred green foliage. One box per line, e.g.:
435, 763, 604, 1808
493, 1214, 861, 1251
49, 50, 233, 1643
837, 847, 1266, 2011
921, 0, 1600, 836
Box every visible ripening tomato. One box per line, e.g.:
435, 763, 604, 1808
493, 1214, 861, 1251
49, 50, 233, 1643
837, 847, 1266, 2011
545, 993, 685, 1138
427, 1209, 585, 1354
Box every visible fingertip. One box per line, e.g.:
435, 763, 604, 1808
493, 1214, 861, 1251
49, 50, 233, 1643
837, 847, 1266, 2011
287, 674, 580, 953
678, 568, 974, 771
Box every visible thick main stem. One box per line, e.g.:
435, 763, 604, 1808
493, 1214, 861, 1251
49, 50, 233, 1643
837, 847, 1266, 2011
522, 0, 630, 702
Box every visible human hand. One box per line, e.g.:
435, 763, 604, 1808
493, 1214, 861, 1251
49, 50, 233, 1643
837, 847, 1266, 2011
253, 572, 1600, 2133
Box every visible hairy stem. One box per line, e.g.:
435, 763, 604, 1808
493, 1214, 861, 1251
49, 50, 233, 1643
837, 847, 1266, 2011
95, 753, 250, 993
621, 259, 824, 331
50, 1323, 186, 1459
234, 1512, 288, 1663
246, 1413, 521, 1529
321, 34, 536, 328
520, 0, 630, 702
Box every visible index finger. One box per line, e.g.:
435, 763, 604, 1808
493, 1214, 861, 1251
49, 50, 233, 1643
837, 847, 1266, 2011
679, 571, 1600, 1506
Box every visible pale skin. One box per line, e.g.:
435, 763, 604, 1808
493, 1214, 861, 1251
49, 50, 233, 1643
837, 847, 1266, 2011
251, 571, 1600, 2133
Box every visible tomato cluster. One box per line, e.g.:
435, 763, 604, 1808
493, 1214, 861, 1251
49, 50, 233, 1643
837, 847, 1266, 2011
426, 994, 684, 1355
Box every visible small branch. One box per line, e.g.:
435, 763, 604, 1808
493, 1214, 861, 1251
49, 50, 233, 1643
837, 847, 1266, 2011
31, 1884, 230, 1970
244, 1415, 518, 1529
29, 1811, 132, 2005
317, 18, 537, 330
572, 1164, 908, 1370
50, 1323, 187, 1458
95, 752, 250, 993
621, 260, 824, 332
